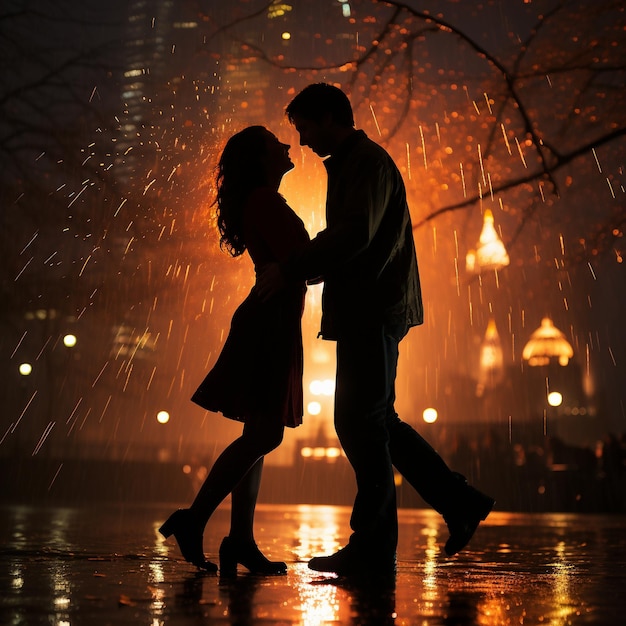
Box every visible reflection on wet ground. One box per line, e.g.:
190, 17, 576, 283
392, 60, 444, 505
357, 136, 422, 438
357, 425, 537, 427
1, 503, 625, 625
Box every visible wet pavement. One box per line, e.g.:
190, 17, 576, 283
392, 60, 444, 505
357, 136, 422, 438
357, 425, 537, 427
1, 503, 625, 625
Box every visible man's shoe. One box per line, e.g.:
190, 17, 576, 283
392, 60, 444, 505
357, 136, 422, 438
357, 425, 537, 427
444, 488, 495, 556
308, 545, 396, 580
308, 546, 353, 574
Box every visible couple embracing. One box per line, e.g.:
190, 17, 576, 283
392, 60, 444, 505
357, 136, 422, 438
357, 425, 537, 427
160, 83, 494, 581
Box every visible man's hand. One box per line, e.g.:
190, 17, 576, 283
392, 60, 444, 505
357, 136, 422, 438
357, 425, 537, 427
256, 262, 286, 301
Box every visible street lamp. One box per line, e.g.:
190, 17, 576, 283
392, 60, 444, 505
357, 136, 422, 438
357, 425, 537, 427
548, 391, 563, 407
423, 407, 438, 423
156, 410, 170, 424
19, 363, 33, 376
63, 334, 77, 348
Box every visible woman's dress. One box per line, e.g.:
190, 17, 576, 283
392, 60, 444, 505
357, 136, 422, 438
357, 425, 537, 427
191, 187, 310, 427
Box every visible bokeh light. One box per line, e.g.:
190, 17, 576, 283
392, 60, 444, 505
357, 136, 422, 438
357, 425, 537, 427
423, 408, 438, 424
156, 411, 170, 425
18, 363, 33, 376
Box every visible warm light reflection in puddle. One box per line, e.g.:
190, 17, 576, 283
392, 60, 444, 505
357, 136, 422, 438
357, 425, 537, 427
478, 594, 510, 625
11, 566, 24, 590
149, 556, 165, 584
148, 562, 167, 614
292, 504, 342, 561
550, 540, 576, 624
47, 511, 74, 624
293, 563, 341, 625
149, 522, 168, 615
153, 520, 170, 558
420, 520, 440, 595
149, 586, 166, 614
49, 562, 72, 624
291, 505, 344, 624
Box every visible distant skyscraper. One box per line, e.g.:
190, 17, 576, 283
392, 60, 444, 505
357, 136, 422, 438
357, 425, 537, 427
116, 0, 175, 189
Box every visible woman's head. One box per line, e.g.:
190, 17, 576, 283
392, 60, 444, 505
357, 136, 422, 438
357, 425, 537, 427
218, 125, 268, 191
215, 126, 292, 256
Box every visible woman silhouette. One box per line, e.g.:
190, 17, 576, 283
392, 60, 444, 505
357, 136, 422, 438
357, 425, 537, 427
160, 126, 309, 574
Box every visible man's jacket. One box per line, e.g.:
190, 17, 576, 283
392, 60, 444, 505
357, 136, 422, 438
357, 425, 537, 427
286, 129, 423, 340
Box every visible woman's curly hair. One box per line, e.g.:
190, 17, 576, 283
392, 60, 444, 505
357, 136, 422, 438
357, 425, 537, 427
214, 126, 269, 257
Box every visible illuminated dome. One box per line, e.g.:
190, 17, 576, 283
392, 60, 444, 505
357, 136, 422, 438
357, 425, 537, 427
522, 317, 574, 367
466, 209, 510, 273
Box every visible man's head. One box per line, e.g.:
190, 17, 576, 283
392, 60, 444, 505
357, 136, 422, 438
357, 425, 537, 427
285, 83, 355, 157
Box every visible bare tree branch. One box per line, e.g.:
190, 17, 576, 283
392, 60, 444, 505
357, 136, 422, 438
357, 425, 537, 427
413, 125, 626, 229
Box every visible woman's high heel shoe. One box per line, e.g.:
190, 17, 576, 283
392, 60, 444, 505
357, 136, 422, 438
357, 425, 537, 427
219, 536, 287, 576
159, 509, 217, 572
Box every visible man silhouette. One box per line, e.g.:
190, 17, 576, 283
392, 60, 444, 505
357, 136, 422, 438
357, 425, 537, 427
258, 83, 494, 579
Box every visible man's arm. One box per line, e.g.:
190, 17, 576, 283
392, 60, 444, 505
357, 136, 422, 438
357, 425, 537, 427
257, 148, 391, 301
285, 154, 391, 283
